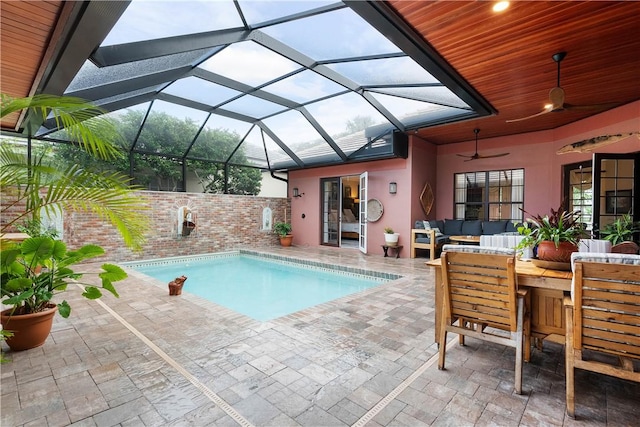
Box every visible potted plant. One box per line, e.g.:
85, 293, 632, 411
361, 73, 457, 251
273, 222, 293, 247
517, 205, 585, 263
384, 226, 400, 247
599, 213, 639, 245
1, 94, 148, 351
1, 236, 127, 350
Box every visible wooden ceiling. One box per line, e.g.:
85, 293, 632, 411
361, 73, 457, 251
387, 1, 640, 144
2, 1, 639, 145
0, 0, 63, 131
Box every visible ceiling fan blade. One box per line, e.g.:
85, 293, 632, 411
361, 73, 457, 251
506, 107, 552, 123
564, 102, 619, 111
464, 152, 509, 161
477, 152, 510, 159
456, 153, 475, 159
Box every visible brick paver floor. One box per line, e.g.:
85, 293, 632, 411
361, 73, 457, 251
2, 246, 638, 426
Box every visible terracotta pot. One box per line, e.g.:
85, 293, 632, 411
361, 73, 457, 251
1, 304, 57, 351
279, 235, 293, 247
536, 240, 578, 263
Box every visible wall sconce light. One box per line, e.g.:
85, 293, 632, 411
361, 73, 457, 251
293, 187, 304, 198
389, 182, 397, 194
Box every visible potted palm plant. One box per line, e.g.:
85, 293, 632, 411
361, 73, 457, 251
273, 222, 293, 246
1, 93, 149, 350
517, 205, 585, 264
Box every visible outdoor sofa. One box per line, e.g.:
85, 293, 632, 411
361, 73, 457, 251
410, 219, 519, 259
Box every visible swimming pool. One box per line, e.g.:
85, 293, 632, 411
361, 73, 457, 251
124, 252, 398, 321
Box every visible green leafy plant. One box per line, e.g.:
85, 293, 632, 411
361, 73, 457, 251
0, 94, 146, 351
1, 236, 127, 318
1, 330, 13, 363
1, 94, 149, 250
384, 227, 394, 234
517, 205, 585, 249
273, 222, 292, 237
15, 218, 59, 239
599, 213, 640, 245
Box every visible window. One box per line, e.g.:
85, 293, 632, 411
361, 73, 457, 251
454, 169, 524, 222
564, 161, 593, 232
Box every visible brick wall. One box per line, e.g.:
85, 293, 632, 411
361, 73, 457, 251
4, 190, 290, 262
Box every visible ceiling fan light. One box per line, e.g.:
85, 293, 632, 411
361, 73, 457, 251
493, 1, 509, 12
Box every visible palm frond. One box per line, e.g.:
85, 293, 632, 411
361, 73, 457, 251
1, 142, 149, 251
1, 94, 123, 161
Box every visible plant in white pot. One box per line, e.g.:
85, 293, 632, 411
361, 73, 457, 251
384, 227, 400, 246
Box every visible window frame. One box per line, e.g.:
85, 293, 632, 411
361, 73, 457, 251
453, 168, 524, 222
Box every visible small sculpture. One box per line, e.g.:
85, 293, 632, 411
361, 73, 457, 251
168, 275, 187, 296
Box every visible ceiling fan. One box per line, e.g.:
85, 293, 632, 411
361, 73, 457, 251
457, 128, 509, 161
506, 52, 617, 123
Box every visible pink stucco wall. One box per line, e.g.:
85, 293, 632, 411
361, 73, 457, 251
435, 101, 639, 220
289, 157, 414, 252
288, 101, 639, 257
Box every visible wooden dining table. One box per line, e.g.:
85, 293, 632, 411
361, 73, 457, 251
426, 258, 572, 345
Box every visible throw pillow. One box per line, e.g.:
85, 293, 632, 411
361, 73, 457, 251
423, 221, 443, 236
343, 209, 357, 222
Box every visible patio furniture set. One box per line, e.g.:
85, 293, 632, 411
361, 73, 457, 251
427, 246, 640, 418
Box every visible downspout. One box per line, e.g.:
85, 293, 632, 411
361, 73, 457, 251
260, 128, 289, 184
270, 170, 288, 183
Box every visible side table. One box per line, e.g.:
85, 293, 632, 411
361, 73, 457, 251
382, 245, 403, 258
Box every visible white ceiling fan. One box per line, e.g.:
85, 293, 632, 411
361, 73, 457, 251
507, 52, 618, 123
457, 128, 509, 161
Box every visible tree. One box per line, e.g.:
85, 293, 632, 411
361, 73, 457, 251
53, 109, 262, 194
345, 115, 375, 134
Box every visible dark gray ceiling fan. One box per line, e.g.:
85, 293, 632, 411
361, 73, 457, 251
507, 52, 618, 123
457, 128, 509, 161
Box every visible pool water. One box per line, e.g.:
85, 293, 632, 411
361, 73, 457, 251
130, 254, 388, 321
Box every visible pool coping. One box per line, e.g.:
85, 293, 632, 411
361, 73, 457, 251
121, 249, 403, 281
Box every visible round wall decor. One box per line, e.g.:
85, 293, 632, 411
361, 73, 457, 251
367, 198, 383, 222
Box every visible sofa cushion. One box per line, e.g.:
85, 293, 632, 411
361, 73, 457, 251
443, 219, 464, 235
482, 220, 507, 235
426, 223, 444, 236
413, 220, 427, 238
505, 221, 519, 233
415, 235, 449, 245
461, 220, 482, 236
430, 220, 445, 232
